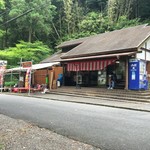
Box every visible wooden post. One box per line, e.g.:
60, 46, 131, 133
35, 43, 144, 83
49, 71, 54, 90
62, 63, 65, 86
125, 57, 128, 90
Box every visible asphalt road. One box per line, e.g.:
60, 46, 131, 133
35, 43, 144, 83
0, 94, 150, 150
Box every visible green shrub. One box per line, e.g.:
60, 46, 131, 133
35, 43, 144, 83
4, 81, 17, 87
0, 143, 5, 150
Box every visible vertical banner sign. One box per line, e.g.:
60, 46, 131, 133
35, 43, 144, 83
0, 60, 7, 90
25, 68, 31, 88
22, 61, 32, 89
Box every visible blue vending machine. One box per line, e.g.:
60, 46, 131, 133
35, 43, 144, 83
128, 59, 148, 90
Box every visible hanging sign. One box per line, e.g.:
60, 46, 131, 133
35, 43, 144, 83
22, 61, 32, 68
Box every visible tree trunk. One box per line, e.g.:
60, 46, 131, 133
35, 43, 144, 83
28, 26, 32, 43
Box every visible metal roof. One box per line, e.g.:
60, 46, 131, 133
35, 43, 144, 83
6, 62, 60, 73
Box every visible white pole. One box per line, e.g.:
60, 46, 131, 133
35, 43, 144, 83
0, 66, 2, 92
0, 66, 5, 93
1, 71, 3, 93
0, 71, 2, 93
19, 58, 22, 88
28, 61, 32, 96
28, 68, 32, 96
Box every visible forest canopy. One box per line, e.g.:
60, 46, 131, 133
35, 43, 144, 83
0, 0, 150, 67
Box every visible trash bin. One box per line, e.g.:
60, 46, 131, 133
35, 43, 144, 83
57, 81, 60, 87
57, 74, 63, 86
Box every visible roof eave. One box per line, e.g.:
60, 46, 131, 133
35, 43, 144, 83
61, 48, 138, 59
60, 51, 137, 62
56, 43, 83, 49
137, 35, 150, 49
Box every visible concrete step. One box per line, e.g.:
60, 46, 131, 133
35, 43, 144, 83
53, 87, 150, 94
49, 88, 150, 98
47, 89, 150, 103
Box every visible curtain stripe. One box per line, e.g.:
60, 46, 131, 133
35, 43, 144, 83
67, 59, 116, 71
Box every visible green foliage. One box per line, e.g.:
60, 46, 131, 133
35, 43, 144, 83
0, 41, 52, 68
78, 12, 102, 33
4, 81, 17, 87
85, 0, 108, 11
0, 0, 5, 9
0, 0, 149, 52
7, 0, 56, 43
78, 12, 140, 36
0, 143, 5, 150
0, 29, 5, 37
136, 0, 150, 19
114, 16, 140, 29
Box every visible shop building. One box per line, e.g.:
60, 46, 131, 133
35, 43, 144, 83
56, 24, 150, 90
5, 62, 61, 89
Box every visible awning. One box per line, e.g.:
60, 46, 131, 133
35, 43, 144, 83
67, 58, 116, 71
32, 62, 60, 70
6, 62, 60, 73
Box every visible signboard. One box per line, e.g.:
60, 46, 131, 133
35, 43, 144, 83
22, 61, 32, 68
25, 68, 31, 89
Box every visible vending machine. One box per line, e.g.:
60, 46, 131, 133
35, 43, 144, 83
128, 59, 148, 90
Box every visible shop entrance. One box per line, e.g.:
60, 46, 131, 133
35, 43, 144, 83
107, 61, 126, 89
64, 58, 126, 88
64, 71, 98, 87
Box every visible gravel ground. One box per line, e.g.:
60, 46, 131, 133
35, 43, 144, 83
0, 114, 100, 150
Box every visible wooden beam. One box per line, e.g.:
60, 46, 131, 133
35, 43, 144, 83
140, 47, 150, 52
125, 57, 128, 90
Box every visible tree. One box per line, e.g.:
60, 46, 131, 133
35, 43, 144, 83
78, 12, 140, 36
62, 0, 73, 35
0, 41, 52, 68
85, 0, 108, 12
0, 0, 6, 49
107, 0, 134, 22
52, 0, 84, 42
0, 0, 5, 9
0, 0, 149, 52
7, 0, 56, 43
132, 0, 150, 20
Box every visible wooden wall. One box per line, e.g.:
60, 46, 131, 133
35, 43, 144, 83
48, 67, 63, 89
147, 62, 150, 81
33, 69, 48, 86
33, 67, 63, 89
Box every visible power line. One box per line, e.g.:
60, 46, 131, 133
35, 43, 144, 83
2, 1, 52, 25
3, 9, 33, 25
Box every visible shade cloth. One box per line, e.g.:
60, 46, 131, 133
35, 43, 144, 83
67, 58, 116, 71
